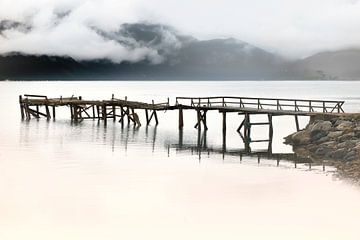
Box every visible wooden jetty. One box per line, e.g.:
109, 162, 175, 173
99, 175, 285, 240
19, 94, 345, 149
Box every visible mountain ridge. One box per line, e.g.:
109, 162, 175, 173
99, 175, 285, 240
0, 22, 359, 80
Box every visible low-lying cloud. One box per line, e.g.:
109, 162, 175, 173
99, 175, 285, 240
1, 0, 360, 62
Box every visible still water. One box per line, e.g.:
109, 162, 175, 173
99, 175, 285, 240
0, 81, 360, 240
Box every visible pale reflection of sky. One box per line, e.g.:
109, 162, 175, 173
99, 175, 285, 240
0, 81, 360, 240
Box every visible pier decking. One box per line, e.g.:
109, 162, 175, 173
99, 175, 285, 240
19, 94, 345, 153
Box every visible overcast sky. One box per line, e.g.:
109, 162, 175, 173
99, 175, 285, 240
1, 0, 360, 61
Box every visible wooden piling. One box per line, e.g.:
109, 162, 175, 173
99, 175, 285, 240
45, 104, 51, 120
295, 115, 300, 131
179, 108, 184, 130
197, 110, 202, 131
102, 104, 107, 125
154, 111, 159, 125
52, 106, 56, 119
222, 111, 226, 132
145, 109, 149, 125
19, 95, 25, 119
36, 105, 40, 118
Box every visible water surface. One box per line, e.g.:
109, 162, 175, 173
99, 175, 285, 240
1, 81, 360, 240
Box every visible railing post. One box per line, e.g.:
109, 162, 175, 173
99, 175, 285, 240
277, 100, 280, 110
222, 97, 225, 107
323, 101, 326, 113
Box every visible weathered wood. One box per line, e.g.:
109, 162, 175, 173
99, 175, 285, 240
222, 111, 226, 151
36, 105, 40, 118
19, 95, 25, 119
45, 104, 51, 119
52, 106, 56, 119
295, 115, 300, 131
145, 109, 149, 125
154, 110, 159, 125
178, 108, 184, 129
102, 104, 107, 125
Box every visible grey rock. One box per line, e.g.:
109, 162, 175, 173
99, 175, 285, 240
332, 148, 347, 159
310, 121, 332, 132
344, 151, 357, 161
327, 131, 343, 139
338, 132, 355, 142
317, 136, 329, 143
311, 130, 327, 142
320, 141, 336, 146
291, 130, 311, 145
336, 121, 353, 130
315, 147, 331, 156
337, 140, 356, 149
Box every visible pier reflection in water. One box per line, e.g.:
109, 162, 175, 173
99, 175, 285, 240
55, 119, 331, 173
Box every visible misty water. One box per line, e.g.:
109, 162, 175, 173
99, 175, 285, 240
1, 81, 360, 240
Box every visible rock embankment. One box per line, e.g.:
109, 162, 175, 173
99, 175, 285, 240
285, 115, 360, 162
285, 114, 360, 183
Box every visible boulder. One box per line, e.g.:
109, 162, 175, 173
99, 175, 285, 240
336, 120, 353, 130
315, 146, 331, 156
338, 132, 355, 142
344, 151, 357, 161
332, 148, 347, 160
310, 121, 332, 132
310, 130, 327, 142
327, 131, 343, 139
317, 136, 329, 143
290, 130, 311, 145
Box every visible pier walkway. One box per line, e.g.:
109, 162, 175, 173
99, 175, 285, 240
19, 94, 345, 151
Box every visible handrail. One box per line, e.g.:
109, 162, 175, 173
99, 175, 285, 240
175, 96, 345, 113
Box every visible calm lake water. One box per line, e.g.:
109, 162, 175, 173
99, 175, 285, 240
1, 81, 360, 240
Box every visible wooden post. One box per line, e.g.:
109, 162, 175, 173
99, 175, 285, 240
145, 109, 149, 125
112, 94, 116, 122
120, 106, 124, 125
113, 105, 116, 122
73, 105, 78, 122
45, 104, 51, 120
222, 111, 226, 152
154, 111, 159, 125
268, 114, 273, 153
19, 95, 25, 119
295, 115, 300, 131
197, 110, 202, 132
222, 111, 226, 133
92, 105, 95, 119
102, 104, 107, 125
25, 101, 31, 120
179, 108, 184, 130
52, 106, 56, 120
96, 105, 100, 119
127, 107, 131, 124
36, 105, 40, 118
70, 105, 74, 120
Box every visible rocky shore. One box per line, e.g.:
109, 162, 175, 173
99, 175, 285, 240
284, 114, 360, 184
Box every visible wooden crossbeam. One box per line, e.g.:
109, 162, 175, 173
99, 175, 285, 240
194, 109, 208, 130
145, 109, 158, 125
